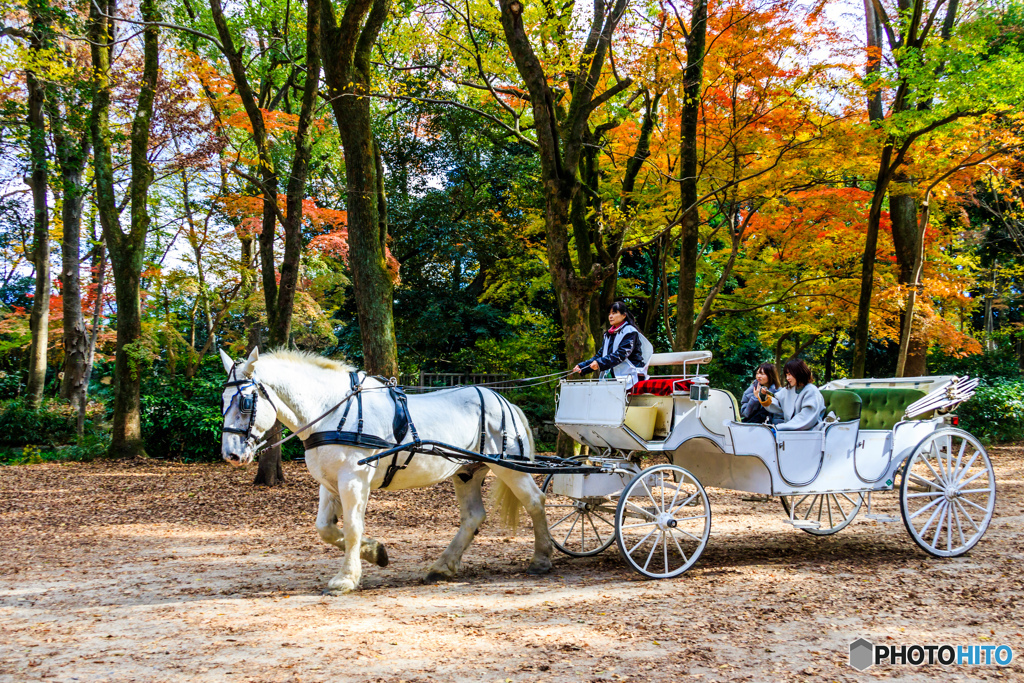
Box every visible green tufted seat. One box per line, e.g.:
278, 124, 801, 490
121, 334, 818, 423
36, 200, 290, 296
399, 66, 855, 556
820, 389, 862, 423
849, 388, 929, 430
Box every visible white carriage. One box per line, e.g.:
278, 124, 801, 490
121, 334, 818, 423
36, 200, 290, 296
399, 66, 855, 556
548, 352, 994, 579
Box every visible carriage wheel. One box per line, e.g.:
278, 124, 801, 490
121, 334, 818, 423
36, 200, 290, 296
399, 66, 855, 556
899, 429, 995, 558
541, 474, 616, 557
780, 492, 864, 535
615, 464, 711, 579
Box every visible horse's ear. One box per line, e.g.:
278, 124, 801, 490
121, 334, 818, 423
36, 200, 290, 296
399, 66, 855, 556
240, 346, 259, 377
219, 348, 234, 375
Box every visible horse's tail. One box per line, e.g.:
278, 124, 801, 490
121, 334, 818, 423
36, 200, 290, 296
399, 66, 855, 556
488, 477, 523, 533
509, 403, 536, 462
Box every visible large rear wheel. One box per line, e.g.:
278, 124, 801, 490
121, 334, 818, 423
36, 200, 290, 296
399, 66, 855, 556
899, 429, 995, 558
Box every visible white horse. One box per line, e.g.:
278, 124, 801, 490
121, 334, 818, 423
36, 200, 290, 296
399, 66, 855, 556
218, 347, 553, 593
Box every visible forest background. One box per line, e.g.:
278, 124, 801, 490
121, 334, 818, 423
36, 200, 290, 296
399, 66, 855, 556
1, 0, 1023, 479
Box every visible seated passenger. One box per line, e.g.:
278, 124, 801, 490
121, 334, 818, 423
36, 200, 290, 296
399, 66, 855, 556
758, 358, 824, 431
569, 301, 646, 389
740, 363, 781, 424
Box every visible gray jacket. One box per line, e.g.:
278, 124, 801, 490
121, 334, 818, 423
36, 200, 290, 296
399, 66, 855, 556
765, 383, 825, 431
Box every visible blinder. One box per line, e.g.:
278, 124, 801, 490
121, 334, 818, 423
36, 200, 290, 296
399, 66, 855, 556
221, 363, 277, 443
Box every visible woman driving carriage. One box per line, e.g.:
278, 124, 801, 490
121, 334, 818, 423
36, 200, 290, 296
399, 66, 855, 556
758, 358, 825, 431
569, 301, 646, 389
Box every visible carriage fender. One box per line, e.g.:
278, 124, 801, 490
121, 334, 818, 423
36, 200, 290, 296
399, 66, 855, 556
881, 426, 972, 487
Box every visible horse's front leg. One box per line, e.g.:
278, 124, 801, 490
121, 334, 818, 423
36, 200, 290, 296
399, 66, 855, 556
425, 465, 488, 584
315, 485, 388, 567
326, 470, 372, 594
491, 468, 553, 575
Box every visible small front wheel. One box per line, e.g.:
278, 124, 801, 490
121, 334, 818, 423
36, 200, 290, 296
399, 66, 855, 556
780, 492, 864, 535
541, 474, 616, 557
615, 464, 711, 578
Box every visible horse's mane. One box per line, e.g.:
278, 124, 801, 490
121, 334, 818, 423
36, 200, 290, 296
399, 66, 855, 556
263, 349, 355, 373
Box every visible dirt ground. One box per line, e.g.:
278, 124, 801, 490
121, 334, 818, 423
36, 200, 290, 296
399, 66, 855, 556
2, 445, 1023, 683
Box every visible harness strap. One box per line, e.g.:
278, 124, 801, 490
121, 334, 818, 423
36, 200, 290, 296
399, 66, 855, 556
496, 392, 524, 456
473, 387, 487, 453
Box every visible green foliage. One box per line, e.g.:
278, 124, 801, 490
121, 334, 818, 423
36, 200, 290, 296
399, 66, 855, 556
930, 345, 1022, 382
140, 356, 305, 462
0, 400, 83, 446
956, 379, 1024, 444
0, 400, 109, 465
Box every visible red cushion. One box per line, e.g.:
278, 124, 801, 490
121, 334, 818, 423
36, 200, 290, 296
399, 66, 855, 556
631, 378, 690, 396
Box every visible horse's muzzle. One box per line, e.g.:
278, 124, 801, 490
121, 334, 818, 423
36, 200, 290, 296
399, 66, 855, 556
224, 451, 252, 467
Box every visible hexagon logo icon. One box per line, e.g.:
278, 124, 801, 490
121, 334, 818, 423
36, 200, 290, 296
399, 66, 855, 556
849, 638, 874, 671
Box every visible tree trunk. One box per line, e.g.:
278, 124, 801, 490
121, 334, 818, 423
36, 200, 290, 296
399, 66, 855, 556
254, 0, 323, 486
890, 191, 927, 376
90, 0, 159, 458
209, 0, 280, 338
673, 0, 707, 352
852, 143, 894, 378
47, 90, 93, 430
267, 3, 320, 348
25, 0, 52, 409
320, 0, 399, 377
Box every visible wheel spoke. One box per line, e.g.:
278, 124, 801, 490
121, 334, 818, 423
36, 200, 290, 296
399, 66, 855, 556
959, 496, 989, 514
620, 521, 658, 530
826, 495, 835, 529
587, 515, 605, 547
667, 527, 689, 565
639, 477, 660, 513
592, 511, 616, 527
675, 528, 704, 543
671, 514, 709, 523
549, 510, 578, 529
951, 500, 967, 548
562, 512, 582, 547
951, 438, 967, 484
907, 491, 944, 498
953, 498, 981, 533
908, 493, 944, 520
923, 445, 948, 487
957, 469, 988, 489
959, 487, 993, 496
642, 532, 661, 572
628, 527, 658, 556
930, 502, 947, 550
908, 472, 941, 490
918, 501, 945, 538
831, 494, 848, 519
624, 501, 656, 519
951, 449, 980, 485
668, 491, 698, 515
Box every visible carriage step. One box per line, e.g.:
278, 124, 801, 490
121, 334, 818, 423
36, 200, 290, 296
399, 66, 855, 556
785, 519, 821, 529
865, 514, 899, 523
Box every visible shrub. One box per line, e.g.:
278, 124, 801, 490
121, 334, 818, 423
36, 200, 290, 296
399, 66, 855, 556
0, 400, 85, 446
956, 379, 1024, 444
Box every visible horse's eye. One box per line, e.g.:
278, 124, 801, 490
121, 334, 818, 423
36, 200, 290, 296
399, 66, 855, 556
240, 395, 255, 413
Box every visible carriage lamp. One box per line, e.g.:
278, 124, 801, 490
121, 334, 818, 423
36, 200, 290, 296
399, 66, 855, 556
689, 376, 710, 402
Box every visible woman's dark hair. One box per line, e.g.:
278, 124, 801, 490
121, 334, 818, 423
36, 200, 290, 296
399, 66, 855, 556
783, 358, 813, 387
609, 301, 637, 328
756, 362, 780, 388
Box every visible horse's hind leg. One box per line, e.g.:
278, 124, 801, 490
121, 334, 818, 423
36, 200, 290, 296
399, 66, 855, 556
315, 485, 388, 567
490, 468, 553, 575
326, 470, 372, 594
425, 465, 488, 584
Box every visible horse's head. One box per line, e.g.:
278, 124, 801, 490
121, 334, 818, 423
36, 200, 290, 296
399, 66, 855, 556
219, 347, 277, 466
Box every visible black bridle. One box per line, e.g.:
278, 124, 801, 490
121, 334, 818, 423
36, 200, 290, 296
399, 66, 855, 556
221, 363, 277, 444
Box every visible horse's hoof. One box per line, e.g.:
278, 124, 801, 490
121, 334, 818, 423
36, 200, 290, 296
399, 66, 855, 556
326, 577, 358, 594
375, 544, 389, 568
423, 571, 451, 585
527, 562, 552, 576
